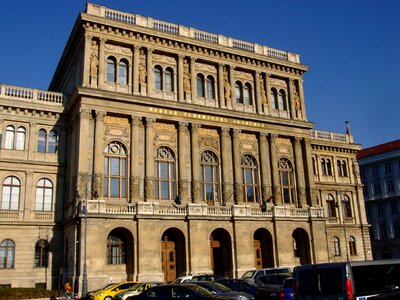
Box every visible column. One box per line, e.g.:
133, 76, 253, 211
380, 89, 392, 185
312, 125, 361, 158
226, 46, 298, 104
304, 138, 317, 206
232, 129, 243, 204
289, 79, 296, 119
266, 73, 273, 114
83, 34, 92, 87
93, 111, 105, 199
130, 116, 142, 201
190, 57, 197, 103
255, 71, 262, 114
294, 137, 306, 207
98, 38, 106, 87
218, 64, 224, 108
221, 127, 233, 205
298, 79, 307, 120
270, 134, 282, 205
178, 55, 184, 102
259, 133, 272, 201
191, 123, 200, 203
229, 66, 236, 110
146, 48, 153, 97
133, 46, 140, 95
144, 117, 155, 201
178, 122, 188, 203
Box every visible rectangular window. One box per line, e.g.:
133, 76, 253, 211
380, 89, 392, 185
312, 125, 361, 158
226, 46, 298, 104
391, 201, 398, 214
373, 182, 381, 195
384, 162, 392, 174
387, 180, 394, 193
372, 165, 379, 177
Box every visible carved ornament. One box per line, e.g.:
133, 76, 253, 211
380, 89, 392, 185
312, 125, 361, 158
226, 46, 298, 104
198, 128, 218, 137
104, 116, 129, 126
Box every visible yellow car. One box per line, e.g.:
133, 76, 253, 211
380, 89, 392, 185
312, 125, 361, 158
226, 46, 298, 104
92, 281, 137, 300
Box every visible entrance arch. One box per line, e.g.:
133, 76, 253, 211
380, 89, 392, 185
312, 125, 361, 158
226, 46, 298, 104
161, 228, 186, 281
210, 228, 233, 278
107, 227, 134, 280
253, 228, 274, 269
292, 228, 311, 265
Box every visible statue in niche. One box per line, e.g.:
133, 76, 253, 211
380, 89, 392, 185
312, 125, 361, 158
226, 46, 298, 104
260, 75, 267, 104
223, 67, 231, 100
139, 49, 147, 84
294, 86, 301, 113
183, 59, 191, 92
90, 53, 98, 78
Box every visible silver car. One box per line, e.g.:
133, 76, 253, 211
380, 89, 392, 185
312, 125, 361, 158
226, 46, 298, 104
114, 282, 166, 300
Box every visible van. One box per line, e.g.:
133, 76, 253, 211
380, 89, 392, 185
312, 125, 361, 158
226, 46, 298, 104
294, 259, 400, 299
241, 267, 292, 283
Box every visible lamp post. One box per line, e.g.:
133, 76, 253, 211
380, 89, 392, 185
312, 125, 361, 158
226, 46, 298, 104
82, 176, 89, 296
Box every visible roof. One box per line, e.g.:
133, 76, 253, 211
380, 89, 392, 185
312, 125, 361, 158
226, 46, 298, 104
357, 139, 400, 159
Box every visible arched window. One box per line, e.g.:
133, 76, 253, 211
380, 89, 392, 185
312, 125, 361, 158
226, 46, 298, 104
326, 159, 332, 176
271, 88, 278, 110
244, 83, 252, 105
107, 233, 126, 264
1, 176, 20, 210
154, 66, 162, 90
333, 237, 340, 256
106, 57, 116, 82
0, 239, 15, 268
37, 129, 47, 152
312, 157, 317, 175
34, 239, 49, 267
165, 68, 173, 92
104, 142, 127, 198
279, 158, 295, 205
48, 130, 57, 153
16, 127, 26, 150
241, 155, 259, 203
235, 82, 243, 103
338, 160, 348, 177
118, 59, 128, 85
342, 194, 352, 218
349, 236, 357, 255
327, 194, 336, 217
5, 125, 15, 149
35, 179, 53, 211
197, 74, 205, 97
200, 150, 220, 205
206, 76, 215, 99
342, 161, 348, 177
155, 146, 176, 200
278, 89, 287, 111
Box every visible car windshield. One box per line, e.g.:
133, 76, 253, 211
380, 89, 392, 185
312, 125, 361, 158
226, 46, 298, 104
208, 282, 231, 292
170, 278, 183, 284
129, 283, 143, 291
187, 285, 214, 296
242, 271, 256, 279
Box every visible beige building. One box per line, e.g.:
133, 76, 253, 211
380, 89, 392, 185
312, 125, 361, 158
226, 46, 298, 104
0, 3, 371, 294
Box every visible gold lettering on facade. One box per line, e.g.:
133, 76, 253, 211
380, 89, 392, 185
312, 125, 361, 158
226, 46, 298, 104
104, 116, 129, 125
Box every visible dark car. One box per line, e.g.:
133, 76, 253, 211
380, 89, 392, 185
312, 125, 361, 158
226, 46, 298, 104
127, 284, 233, 300
279, 277, 294, 300
190, 281, 254, 300
216, 279, 280, 300
255, 273, 292, 290
191, 274, 228, 282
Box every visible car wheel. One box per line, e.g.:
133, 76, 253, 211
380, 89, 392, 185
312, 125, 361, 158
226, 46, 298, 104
104, 297, 112, 300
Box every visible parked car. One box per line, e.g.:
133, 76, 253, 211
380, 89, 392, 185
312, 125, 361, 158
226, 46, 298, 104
241, 268, 292, 283
294, 259, 400, 299
189, 281, 254, 300
92, 281, 138, 300
114, 282, 166, 300
170, 275, 193, 284
254, 273, 292, 291
191, 274, 227, 282
216, 278, 280, 300
80, 283, 115, 300
126, 283, 233, 300
279, 277, 294, 300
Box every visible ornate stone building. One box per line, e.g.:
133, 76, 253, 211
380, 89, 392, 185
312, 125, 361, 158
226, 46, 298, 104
0, 3, 371, 293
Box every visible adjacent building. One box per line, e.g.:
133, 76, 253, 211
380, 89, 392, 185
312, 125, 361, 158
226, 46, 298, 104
358, 140, 400, 259
0, 3, 371, 294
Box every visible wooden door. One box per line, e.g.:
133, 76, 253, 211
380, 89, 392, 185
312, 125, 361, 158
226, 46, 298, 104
161, 238, 176, 282
253, 240, 262, 269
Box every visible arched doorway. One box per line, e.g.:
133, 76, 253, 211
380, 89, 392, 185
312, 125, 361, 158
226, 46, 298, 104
210, 228, 233, 278
106, 227, 134, 280
253, 228, 274, 269
161, 228, 186, 282
292, 228, 311, 265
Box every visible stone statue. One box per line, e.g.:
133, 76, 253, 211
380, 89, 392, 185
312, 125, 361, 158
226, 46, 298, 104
90, 53, 98, 77
223, 67, 231, 100
139, 50, 147, 84
183, 59, 191, 92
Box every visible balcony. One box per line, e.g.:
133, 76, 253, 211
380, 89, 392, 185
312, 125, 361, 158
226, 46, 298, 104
78, 200, 325, 220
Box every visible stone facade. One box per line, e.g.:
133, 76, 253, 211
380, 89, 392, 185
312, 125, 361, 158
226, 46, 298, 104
0, 3, 371, 294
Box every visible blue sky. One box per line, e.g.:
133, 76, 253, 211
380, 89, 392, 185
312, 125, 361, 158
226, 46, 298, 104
0, 0, 399, 148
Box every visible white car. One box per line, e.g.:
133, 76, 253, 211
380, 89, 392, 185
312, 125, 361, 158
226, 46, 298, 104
170, 275, 193, 284
114, 282, 165, 300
